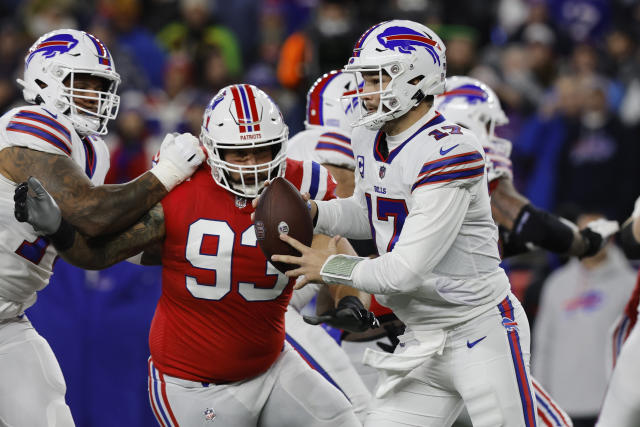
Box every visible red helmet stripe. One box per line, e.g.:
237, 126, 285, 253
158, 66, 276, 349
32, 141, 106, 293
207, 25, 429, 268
385, 34, 437, 46
230, 85, 247, 133
307, 71, 341, 126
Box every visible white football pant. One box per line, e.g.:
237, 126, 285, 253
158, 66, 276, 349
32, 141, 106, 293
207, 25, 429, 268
365, 295, 538, 427
284, 308, 371, 422
0, 316, 74, 426
596, 318, 640, 427
148, 342, 360, 427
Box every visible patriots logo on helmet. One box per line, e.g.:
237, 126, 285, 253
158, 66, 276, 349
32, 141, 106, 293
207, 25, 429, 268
26, 34, 79, 66
377, 26, 442, 65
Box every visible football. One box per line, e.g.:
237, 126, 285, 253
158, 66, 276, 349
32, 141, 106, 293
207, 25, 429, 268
254, 177, 314, 273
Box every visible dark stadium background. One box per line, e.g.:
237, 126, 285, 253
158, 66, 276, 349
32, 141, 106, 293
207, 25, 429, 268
1, 0, 639, 425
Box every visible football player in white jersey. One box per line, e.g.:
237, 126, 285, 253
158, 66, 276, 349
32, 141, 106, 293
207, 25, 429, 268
0, 29, 203, 426
433, 76, 618, 261
272, 20, 539, 427
596, 203, 640, 427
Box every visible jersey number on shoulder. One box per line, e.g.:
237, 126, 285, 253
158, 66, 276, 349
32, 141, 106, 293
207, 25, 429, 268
365, 193, 408, 252
428, 125, 462, 140
184, 219, 289, 302
15, 237, 50, 265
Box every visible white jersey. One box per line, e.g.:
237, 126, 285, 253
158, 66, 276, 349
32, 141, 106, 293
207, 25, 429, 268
0, 105, 110, 317
287, 127, 354, 170
315, 108, 510, 331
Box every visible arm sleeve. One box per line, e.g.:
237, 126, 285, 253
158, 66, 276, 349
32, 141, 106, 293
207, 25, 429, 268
349, 185, 471, 294
314, 193, 372, 239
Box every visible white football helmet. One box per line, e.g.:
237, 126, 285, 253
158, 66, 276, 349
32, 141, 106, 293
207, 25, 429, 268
305, 70, 362, 134
343, 20, 447, 130
200, 84, 288, 198
17, 29, 120, 135
434, 76, 509, 142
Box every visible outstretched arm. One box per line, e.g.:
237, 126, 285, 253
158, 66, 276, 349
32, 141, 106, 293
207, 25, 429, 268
1, 133, 202, 237
491, 177, 618, 258
14, 177, 166, 270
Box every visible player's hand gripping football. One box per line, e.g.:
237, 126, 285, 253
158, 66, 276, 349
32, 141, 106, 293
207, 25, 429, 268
14, 176, 62, 234
303, 296, 380, 333
272, 233, 340, 288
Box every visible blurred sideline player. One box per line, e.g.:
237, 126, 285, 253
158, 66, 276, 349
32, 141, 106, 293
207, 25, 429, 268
596, 201, 640, 426
16, 84, 366, 426
275, 20, 541, 427
0, 29, 202, 426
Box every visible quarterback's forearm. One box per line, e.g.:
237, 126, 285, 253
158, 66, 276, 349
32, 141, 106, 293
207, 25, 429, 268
314, 196, 371, 238
2, 147, 168, 237
57, 204, 166, 269
323, 186, 470, 294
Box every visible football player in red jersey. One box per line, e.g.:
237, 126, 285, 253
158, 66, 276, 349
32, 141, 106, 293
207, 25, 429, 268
14, 84, 367, 426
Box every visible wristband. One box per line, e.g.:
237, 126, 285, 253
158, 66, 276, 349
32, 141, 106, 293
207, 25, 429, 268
149, 161, 184, 192
48, 218, 76, 252
320, 254, 365, 287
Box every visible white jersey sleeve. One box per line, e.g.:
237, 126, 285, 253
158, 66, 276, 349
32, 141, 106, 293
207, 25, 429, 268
314, 189, 372, 239
351, 184, 471, 295
287, 128, 355, 170
0, 106, 74, 157
410, 139, 486, 191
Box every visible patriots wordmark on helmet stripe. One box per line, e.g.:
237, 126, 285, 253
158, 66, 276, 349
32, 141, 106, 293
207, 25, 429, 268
240, 133, 263, 140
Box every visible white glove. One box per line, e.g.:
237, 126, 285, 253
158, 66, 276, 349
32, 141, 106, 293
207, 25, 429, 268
150, 133, 205, 191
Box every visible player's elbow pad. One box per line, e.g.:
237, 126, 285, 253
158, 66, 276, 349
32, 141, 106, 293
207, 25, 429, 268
620, 221, 640, 259
510, 204, 573, 253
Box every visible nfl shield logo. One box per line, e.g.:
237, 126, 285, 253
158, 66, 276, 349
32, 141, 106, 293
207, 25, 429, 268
204, 408, 216, 421
357, 155, 365, 178
379, 165, 386, 179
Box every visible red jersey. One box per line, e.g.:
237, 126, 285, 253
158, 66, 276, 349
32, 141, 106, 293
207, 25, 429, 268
149, 158, 336, 382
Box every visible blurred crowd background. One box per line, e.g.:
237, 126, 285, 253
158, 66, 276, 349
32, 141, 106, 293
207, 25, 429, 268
2, 0, 640, 425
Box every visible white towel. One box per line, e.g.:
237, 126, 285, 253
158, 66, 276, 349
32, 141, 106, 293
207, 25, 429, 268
363, 329, 447, 398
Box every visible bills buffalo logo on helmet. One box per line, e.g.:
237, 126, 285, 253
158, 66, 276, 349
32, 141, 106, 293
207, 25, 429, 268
26, 33, 79, 66
438, 84, 489, 109
377, 26, 442, 65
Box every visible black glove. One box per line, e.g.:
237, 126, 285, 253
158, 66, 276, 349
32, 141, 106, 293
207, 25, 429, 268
376, 319, 406, 353
579, 218, 619, 258
303, 296, 380, 333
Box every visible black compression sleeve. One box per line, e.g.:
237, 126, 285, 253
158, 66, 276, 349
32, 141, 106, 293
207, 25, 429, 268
510, 204, 574, 253
620, 221, 640, 259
